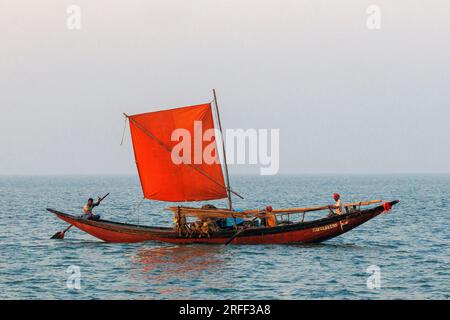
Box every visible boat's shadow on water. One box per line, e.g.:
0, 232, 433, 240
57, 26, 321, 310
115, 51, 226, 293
292, 242, 367, 249
130, 241, 370, 275
131, 245, 226, 281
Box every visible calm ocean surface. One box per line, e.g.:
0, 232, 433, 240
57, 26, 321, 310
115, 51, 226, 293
1, 174, 449, 299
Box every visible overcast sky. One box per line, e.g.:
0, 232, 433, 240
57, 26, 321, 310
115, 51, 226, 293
1, 0, 449, 175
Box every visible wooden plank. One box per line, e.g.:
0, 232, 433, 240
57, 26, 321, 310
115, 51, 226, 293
165, 207, 252, 219
243, 200, 382, 215
165, 200, 382, 219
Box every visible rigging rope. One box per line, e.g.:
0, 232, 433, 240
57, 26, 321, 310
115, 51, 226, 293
134, 197, 144, 225
125, 197, 144, 224
120, 116, 128, 146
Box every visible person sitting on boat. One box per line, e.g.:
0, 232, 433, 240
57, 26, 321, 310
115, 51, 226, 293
201, 218, 219, 238
332, 193, 346, 215
260, 206, 277, 227
82, 198, 102, 220
174, 213, 191, 237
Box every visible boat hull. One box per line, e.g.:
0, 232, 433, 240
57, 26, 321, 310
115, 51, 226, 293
47, 200, 398, 244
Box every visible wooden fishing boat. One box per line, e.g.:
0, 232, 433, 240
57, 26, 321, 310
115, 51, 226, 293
48, 90, 398, 244
47, 200, 398, 244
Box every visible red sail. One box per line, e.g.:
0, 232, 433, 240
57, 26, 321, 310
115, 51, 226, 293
128, 103, 227, 202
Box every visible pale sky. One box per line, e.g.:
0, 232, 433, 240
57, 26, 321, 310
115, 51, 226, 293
1, 0, 449, 175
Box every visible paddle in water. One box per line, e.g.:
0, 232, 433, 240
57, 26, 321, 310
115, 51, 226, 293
50, 225, 73, 239
50, 193, 110, 240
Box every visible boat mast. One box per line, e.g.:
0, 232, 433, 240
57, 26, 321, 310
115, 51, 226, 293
213, 89, 233, 211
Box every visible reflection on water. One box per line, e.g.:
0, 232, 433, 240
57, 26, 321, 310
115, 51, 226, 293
133, 245, 225, 282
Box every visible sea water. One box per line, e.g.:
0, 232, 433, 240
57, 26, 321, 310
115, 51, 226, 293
0, 174, 449, 299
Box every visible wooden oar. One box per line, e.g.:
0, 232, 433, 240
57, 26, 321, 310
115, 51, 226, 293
225, 217, 258, 246
225, 228, 246, 245
50, 193, 110, 240
50, 225, 73, 239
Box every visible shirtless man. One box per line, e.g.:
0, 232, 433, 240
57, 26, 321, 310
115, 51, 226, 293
82, 197, 102, 220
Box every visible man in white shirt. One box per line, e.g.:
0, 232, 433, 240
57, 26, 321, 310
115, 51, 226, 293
333, 193, 346, 215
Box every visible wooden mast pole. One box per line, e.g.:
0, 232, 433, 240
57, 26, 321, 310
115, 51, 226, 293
213, 89, 233, 211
